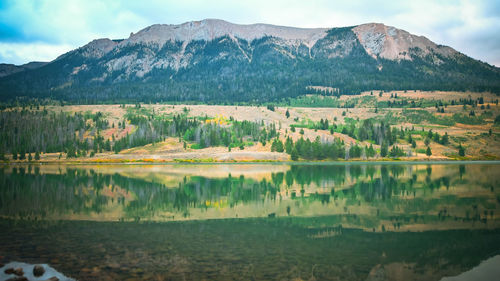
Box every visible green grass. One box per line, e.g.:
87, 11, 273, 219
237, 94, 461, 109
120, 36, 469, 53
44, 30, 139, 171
276, 95, 354, 108
416, 148, 426, 154
451, 113, 486, 125
402, 109, 455, 126
190, 143, 203, 149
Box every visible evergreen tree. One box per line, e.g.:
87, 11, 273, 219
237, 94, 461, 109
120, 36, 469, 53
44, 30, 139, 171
458, 144, 465, 157
274, 139, 284, 152
66, 146, 77, 158
433, 132, 440, 143
440, 133, 449, 145
290, 147, 299, 161
426, 146, 432, 157
366, 144, 375, 158
380, 142, 388, 157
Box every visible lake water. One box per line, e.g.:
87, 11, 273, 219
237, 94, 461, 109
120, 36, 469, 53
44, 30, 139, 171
1, 162, 499, 280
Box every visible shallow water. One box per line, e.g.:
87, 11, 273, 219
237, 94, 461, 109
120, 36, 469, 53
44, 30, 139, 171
1, 163, 499, 280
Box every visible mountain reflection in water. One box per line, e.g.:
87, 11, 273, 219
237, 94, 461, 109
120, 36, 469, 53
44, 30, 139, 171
0, 163, 499, 280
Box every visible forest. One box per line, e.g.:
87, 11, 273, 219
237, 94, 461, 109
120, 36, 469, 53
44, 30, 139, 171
0, 106, 279, 160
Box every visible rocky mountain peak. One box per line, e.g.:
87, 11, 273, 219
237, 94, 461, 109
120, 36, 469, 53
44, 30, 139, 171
80, 38, 119, 58
123, 19, 329, 48
352, 23, 455, 60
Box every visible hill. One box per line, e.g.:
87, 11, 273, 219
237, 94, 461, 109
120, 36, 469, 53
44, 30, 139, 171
0, 19, 499, 102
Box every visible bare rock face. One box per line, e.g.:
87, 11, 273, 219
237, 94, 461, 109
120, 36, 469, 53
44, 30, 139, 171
352, 23, 456, 60
124, 19, 329, 49
96, 20, 459, 78
102, 19, 331, 76
80, 38, 119, 59
40, 19, 463, 81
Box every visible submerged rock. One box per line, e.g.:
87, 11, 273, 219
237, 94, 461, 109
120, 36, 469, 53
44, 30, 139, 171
13, 268, 24, 276
0, 262, 74, 281
6, 276, 28, 281
33, 265, 45, 277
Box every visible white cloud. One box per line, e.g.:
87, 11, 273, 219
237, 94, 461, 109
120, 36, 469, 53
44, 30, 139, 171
0, 0, 499, 66
0, 42, 74, 65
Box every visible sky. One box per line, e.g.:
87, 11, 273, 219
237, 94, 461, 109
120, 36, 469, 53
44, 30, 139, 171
0, 0, 499, 66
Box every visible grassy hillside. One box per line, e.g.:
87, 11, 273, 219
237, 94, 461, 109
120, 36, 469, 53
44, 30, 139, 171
1, 90, 499, 162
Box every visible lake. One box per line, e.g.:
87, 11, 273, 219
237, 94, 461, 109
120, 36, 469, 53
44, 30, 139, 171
1, 162, 499, 280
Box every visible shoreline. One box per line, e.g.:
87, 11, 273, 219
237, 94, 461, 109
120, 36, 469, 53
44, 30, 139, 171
1, 159, 500, 165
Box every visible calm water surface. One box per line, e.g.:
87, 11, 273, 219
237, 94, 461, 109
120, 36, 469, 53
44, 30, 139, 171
0, 163, 499, 280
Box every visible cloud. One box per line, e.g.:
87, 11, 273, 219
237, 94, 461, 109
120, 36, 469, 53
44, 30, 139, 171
0, 0, 499, 66
0, 42, 74, 65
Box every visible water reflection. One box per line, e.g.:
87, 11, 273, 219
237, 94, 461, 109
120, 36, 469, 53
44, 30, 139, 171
1, 163, 499, 231
1, 163, 500, 280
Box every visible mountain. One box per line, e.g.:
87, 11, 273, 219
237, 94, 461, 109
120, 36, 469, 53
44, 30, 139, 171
0, 19, 499, 103
0, 61, 47, 77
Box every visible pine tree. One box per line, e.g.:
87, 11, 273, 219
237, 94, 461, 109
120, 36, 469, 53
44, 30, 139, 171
458, 144, 465, 157
66, 146, 76, 158
380, 142, 388, 157
285, 109, 290, 119
290, 147, 299, 161
426, 146, 432, 157
440, 133, 449, 145
285, 137, 293, 154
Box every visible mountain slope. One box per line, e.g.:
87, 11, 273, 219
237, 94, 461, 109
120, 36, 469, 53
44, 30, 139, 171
0, 61, 47, 77
0, 19, 499, 102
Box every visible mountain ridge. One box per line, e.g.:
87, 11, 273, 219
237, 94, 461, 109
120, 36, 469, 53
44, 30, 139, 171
0, 61, 48, 77
0, 19, 498, 102
69, 19, 459, 63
